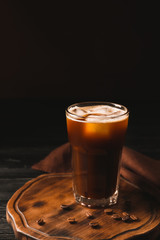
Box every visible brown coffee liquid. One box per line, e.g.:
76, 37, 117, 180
66, 105, 128, 199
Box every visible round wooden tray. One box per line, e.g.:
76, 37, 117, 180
6, 173, 160, 240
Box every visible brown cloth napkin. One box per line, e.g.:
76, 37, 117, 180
32, 142, 160, 202
32, 143, 160, 239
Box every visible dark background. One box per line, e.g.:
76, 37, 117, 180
0, 1, 159, 150
0, 1, 159, 100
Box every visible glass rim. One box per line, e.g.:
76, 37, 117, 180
66, 101, 129, 120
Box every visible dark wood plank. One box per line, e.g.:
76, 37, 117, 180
0, 201, 16, 240
0, 146, 60, 168
0, 168, 43, 179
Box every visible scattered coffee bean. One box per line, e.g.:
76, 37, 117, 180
111, 214, 121, 220
89, 221, 99, 228
122, 215, 130, 222
122, 212, 130, 217
60, 204, 71, 210
67, 217, 76, 224
104, 208, 113, 215
130, 214, 138, 221
37, 218, 45, 226
86, 211, 94, 219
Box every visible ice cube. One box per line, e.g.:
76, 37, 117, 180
85, 114, 106, 122
85, 115, 99, 122
84, 121, 110, 138
74, 107, 87, 117
88, 106, 116, 116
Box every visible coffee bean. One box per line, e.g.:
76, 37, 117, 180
86, 211, 94, 219
122, 212, 130, 217
89, 221, 99, 228
104, 208, 113, 215
37, 218, 45, 225
122, 215, 130, 222
60, 204, 71, 210
111, 214, 121, 220
130, 214, 138, 221
67, 217, 76, 224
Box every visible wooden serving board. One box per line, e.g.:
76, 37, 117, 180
6, 173, 160, 240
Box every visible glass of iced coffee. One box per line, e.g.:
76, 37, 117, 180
66, 102, 129, 207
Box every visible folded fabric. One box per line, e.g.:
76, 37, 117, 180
33, 142, 72, 173
32, 142, 160, 202
32, 143, 160, 239
120, 147, 160, 202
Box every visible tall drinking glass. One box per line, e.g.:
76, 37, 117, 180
66, 102, 129, 207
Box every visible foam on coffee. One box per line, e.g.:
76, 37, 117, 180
68, 104, 128, 123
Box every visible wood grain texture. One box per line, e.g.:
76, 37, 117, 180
6, 174, 160, 240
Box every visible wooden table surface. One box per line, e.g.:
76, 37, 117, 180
0, 99, 160, 240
